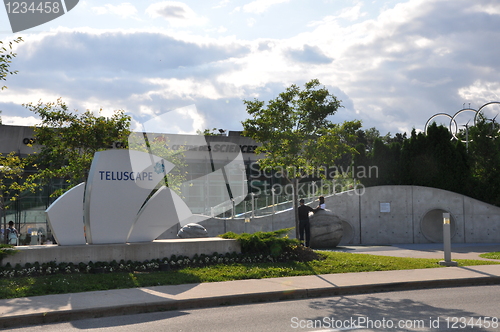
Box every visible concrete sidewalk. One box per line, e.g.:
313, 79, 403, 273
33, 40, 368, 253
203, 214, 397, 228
1, 243, 500, 329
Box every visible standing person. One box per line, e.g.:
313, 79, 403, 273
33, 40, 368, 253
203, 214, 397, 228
298, 199, 314, 247
317, 196, 326, 210
5, 221, 19, 245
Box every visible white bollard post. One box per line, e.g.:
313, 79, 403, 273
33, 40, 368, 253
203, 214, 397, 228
439, 212, 458, 266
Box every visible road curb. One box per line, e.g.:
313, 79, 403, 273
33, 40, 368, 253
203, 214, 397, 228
2, 276, 500, 329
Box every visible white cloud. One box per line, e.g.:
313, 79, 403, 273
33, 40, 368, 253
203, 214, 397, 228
289, 0, 500, 134
336, 2, 367, 21
146, 1, 207, 27
138, 105, 156, 117
285, 45, 333, 64
141, 78, 226, 101
139, 104, 206, 135
242, 0, 290, 14
1, 115, 41, 126
471, 3, 500, 15
213, 0, 231, 9
247, 18, 256, 27
459, 81, 500, 104
4, 0, 500, 138
91, 3, 138, 19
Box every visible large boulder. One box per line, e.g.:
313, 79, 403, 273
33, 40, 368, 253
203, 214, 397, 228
309, 209, 343, 248
177, 223, 209, 239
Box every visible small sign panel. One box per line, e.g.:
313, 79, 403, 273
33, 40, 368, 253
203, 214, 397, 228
380, 202, 391, 213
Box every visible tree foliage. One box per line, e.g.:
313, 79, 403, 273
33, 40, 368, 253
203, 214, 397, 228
353, 118, 500, 207
400, 124, 469, 193
241, 79, 361, 237
0, 37, 22, 91
196, 128, 222, 136
22, 99, 131, 197
242, 79, 361, 182
355, 139, 402, 187
467, 113, 500, 205
0, 152, 25, 233
355, 123, 473, 200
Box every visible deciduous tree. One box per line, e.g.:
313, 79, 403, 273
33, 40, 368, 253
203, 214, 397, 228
0, 152, 24, 239
22, 99, 131, 197
242, 79, 361, 238
0, 37, 22, 91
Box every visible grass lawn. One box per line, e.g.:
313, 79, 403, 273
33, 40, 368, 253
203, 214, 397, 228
480, 252, 500, 260
1, 251, 498, 300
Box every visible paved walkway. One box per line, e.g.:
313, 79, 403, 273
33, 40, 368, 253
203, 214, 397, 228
1, 243, 500, 329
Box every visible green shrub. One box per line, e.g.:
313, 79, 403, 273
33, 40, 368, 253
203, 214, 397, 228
219, 228, 298, 257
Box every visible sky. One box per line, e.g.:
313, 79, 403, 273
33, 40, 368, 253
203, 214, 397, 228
1, 0, 500, 136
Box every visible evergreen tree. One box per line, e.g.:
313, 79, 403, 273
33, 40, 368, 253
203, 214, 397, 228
400, 124, 469, 194
468, 114, 500, 205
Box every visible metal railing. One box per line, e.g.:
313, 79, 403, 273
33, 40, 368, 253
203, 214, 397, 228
207, 178, 356, 219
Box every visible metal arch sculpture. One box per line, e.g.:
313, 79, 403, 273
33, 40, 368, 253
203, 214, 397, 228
424, 113, 455, 135
474, 101, 500, 124
449, 108, 478, 142
425, 102, 500, 143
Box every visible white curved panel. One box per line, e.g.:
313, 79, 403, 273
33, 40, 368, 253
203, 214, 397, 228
127, 186, 192, 242
45, 182, 86, 246
173, 190, 194, 227
84, 149, 172, 244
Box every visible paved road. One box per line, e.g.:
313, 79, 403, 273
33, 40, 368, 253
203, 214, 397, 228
8, 285, 500, 331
